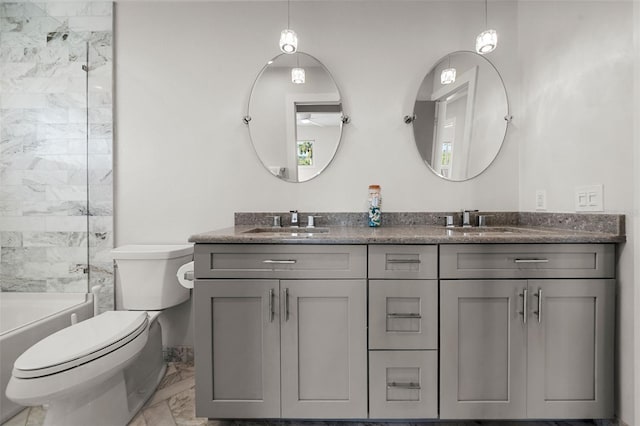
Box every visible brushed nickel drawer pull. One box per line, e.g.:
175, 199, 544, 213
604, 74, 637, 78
514, 258, 549, 264
387, 381, 421, 390
387, 259, 421, 264
263, 259, 297, 264
268, 289, 274, 322
387, 313, 422, 319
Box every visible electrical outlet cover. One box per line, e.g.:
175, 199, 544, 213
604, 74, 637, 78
535, 190, 547, 211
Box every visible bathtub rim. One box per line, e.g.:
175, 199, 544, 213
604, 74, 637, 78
0, 292, 92, 337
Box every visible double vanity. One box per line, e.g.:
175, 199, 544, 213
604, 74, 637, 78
189, 212, 624, 421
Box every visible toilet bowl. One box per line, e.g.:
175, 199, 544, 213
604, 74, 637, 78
5, 244, 193, 426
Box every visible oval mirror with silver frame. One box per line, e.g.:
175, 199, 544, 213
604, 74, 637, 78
410, 50, 510, 181
246, 52, 347, 183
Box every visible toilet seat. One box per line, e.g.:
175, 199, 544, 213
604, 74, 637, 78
13, 311, 149, 379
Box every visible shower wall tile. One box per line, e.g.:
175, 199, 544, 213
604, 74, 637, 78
0, 3, 24, 17
0, 200, 22, 216
69, 16, 112, 32
90, 3, 113, 16
0, 217, 45, 232
0, 1, 113, 312
22, 231, 88, 247
46, 93, 86, 108
88, 154, 112, 169
22, 200, 86, 216
87, 139, 112, 155
0, 232, 22, 247
0, 278, 47, 293
0, 93, 47, 108
46, 185, 87, 201
45, 2, 92, 17
44, 216, 88, 232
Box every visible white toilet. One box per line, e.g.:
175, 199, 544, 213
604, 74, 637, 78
6, 244, 193, 426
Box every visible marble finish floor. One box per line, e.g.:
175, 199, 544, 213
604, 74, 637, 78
2, 362, 610, 426
3, 362, 215, 426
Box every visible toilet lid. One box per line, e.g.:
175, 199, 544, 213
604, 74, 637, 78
13, 311, 148, 378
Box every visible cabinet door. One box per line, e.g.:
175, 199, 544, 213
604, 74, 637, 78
527, 279, 615, 418
194, 280, 280, 418
440, 280, 527, 419
280, 280, 367, 418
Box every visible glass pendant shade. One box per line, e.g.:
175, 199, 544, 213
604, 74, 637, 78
441, 68, 456, 85
291, 67, 305, 84
476, 29, 498, 54
280, 29, 298, 54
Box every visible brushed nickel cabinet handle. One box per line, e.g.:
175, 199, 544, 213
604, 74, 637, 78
263, 259, 297, 264
534, 288, 542, 323
387, 382, 421, 390
284, 288, 289, 321
514, 258, 549, 264
269, 289, 274, 322
519, 289, 528, 324
386, 259, 421, 264
387, 313, 422, 319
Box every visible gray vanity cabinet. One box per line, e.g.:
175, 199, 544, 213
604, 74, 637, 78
280, 280, 367, 418
194, 280, 280, 419
440, 279, 528, 419
526, 279, 614, 419
193, 245, 367, 420
439, 244, 615, 420
367, 245, 439, 419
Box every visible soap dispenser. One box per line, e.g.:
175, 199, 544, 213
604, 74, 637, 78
368, 185, 381, 227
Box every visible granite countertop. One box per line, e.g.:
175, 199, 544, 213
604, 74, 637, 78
188, 224, 625, 245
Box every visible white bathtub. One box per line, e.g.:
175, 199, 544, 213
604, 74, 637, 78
0, 292, 94, 423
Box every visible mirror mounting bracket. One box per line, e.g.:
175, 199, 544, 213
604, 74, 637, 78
242, 116, 251, 125
504, 115, 513, 123
341, 115, 351, 124
403, 114, 416, 124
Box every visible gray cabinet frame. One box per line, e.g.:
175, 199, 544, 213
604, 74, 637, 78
194, 245, 367, 419
440, 244, 615, 420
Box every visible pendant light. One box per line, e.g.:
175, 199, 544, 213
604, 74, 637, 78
279, 0, 298, 54
292, 53, 305, 84
440, 54, 456, 85
476, 0, 497, 54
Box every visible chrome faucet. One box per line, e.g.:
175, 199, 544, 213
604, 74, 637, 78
439, 215, 455, 228
289, 210, 299, 227
462, 210, 478, 227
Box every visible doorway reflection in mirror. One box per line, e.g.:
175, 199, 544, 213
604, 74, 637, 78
412, 51, 509, 181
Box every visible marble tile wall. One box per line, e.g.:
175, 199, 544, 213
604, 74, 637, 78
0, 1, 114, 311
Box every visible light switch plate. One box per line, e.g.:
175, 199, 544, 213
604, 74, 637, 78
575, 184, 604, 212
535, 190, 547, 211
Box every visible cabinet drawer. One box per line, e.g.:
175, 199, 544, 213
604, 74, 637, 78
194, 244, 366, 279
369, 280, 438, 350
368, 245, 437, 279
369, 350, 438, 419
440, 244, 615, 279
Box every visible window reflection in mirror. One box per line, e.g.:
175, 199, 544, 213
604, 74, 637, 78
247, 52, 344, 183
295, 105, 342, 181
413, 51, 509, 181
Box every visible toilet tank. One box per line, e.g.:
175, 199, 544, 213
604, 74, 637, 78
111, 244, 193, 310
